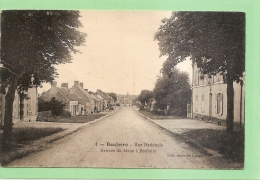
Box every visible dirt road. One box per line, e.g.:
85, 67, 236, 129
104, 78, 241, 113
8, 107, 228, 168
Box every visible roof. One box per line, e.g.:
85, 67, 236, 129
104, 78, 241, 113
41, 86, 81, 102
90, 94, 101, 101
96, 94, 104, 101
58, 88, 81, 102
97, 91, 110, 101
73, 85, 94, 100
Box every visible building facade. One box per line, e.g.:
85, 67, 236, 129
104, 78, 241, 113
192, 63, 245, 125
41, 81, 81, 116
1, 87, 38, 125
70, 81, 95, 114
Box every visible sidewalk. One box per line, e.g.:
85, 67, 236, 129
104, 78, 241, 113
133, 106, 227, 156
150, 119, 225, 134
134, 106, 225, 134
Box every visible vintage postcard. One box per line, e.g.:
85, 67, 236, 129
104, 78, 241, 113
0, 0, 259, 179
0, 10, 245, 169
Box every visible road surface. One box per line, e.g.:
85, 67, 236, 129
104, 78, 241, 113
9, 106, 227, 168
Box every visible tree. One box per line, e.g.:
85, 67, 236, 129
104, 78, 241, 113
107, 92, 117, 102
38, 97, 66, 117
1, 10, 86, 139
136, 90, 154, 105
155, 12, 245, 131
153, 68, 191, 116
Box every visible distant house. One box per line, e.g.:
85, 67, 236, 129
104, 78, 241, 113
89, 91, 101, 112
1, 86, 38, 125
107, 96, 115, 107
70, 81, 95, 114
191, 62, 245, 125
96, 94, 105, 111
118, 92, 136, 105
41, 81, 81, 116
96, 89, 110, 109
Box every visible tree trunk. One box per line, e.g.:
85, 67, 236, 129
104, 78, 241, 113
3, 75, 18, 140
226, 73, 234, 132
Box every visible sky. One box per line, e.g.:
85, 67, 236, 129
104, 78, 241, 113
39, 11, 192, 95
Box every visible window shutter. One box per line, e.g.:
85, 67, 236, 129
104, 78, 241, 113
215, 93, 217, 114
220, 93, 223, 115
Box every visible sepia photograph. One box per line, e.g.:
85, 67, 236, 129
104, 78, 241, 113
0, 10, 245, 169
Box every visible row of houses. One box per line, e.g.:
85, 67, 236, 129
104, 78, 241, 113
40, 81, 115, 116
0, 81, 115, 126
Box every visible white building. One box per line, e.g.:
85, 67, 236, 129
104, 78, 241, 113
192, 63, 245, 126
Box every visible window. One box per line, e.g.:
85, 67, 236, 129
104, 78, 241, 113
197, 71, 200, 86
201, 94, 205, 112
215, 92, 223, 115
195, 94, 198, 112
194, 71, 197, 86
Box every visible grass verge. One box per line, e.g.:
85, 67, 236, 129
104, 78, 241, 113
1, 127, 64, 166
138, 109, 244, 164
182, 129, 244, 163
55, 114, 107, 123
138, 109, 184, 119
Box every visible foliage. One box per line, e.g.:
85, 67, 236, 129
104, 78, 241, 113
1, 10, 86, 137
136, 90, 154, 105
153, 68, 191, 116
56, 114, 106, 123
154, 12, 245, 131
1, 10, 86, 93
154, 12, 245, 80
107, 92, 117, 102
38, 97, 66, 117
60, 110, 72, 118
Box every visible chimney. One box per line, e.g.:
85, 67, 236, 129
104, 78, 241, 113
85, 89, 88, 92
97, 89, 101, 95
52, 81, 57, 87
61, 83, 68, 88
80, 82, 84, 87
74, 81, 79, 86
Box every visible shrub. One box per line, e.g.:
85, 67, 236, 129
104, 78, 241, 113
60, 110, 71, 118
38, 97, 66, 116
109, 106, 114, 110
139, 105, 145, 110
153, 109, 166, 116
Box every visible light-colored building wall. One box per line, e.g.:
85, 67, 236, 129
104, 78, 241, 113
22, 87, 38, 122
70, 82, 93, 114
192, 63, 245, 125
1, 87, 38, 125
70, 101, 79, 116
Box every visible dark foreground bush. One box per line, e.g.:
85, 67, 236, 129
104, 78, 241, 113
182, 129, 244, 162
153, 109, 166, 116
0, 127, 64, 166
1, 127, 64, 152
60, 110, 72, 118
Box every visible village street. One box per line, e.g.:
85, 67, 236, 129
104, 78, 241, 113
9, 106, 231, 168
